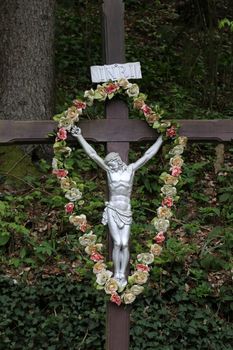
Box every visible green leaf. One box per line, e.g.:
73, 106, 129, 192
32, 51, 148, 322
0, 231, 10, 246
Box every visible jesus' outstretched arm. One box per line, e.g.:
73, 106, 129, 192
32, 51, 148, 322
131, 135, 163, 171
71, 126, 108, 171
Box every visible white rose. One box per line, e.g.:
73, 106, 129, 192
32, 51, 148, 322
169, 145, 184, 155
130, 285, 144, 296
96, 270, 113, 286
79, 232, 97, 246
152, 218, 170, 232
137, 253, 154, 265
161, 185, 177, 197
65, 188, 82, 201
58, 117, 74, 130
84, 88, 95, 105
104, 278, 119, 294
95, 85, 107, 101
122, 291, 136, 304
60, 147, 72, 157
126, 83, 139, 97
53, 142, 67, 155
160, 121, 171, 128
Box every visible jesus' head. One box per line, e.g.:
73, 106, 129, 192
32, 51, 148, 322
104, 152, 127, 171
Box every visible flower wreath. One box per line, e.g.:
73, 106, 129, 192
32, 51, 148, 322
52, 79, 187, 306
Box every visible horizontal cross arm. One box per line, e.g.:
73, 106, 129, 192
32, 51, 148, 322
0, 119, 232, 144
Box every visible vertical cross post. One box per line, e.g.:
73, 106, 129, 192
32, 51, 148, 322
102, 1, 130, 349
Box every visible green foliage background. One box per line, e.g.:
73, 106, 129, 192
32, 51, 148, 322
1, 0, 233, 348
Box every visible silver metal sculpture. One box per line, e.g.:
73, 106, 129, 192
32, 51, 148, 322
71, 126, 163, 287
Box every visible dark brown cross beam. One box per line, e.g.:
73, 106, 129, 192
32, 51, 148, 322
103, 1, 130, 349
0, 119, 233, 144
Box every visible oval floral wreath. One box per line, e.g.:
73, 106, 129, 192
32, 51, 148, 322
52, 79, 187, 306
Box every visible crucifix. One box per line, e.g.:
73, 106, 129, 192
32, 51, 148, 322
82, 1, 160, 349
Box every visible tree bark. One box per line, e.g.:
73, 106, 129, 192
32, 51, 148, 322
0, 0, 55, 121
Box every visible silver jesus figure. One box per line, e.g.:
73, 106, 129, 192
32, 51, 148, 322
71, 126, 163, 287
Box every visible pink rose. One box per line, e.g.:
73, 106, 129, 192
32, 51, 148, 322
57, 127, 67, 140
141, 104, 152, 116
171, 166, 182, 177
166, 126, 176, 138
73, 100, 86, 110
65, 202, 74, 214
52, 169, 68, 178
80, 222, 87, 233
136, 264, 150, 272
162, 197, 173, 207
154, 232, 165, 244
90, 252, 104, 262
110, 292, 122, 306
105, 83, 119, 94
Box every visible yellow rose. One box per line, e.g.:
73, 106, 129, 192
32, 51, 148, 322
164, 174, 179, 186
118, 78, 131, 89
93, 262, 107, 274
178, 136, 188, 147
60, 178, 76, 190
133, 97, 145, 110
122, 291, 136, 304
169, 155, 184, 167
146, 113, 160, 124
150, 244, 163, 256
85, 243, 103, 255
131, 271, 149, 285
104, 278, 119, 294
69, 214, 86, 226
60, 178, 71, 190
66, 106, 80, 121
157, 206, 173, 219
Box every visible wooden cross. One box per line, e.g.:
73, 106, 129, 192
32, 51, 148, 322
103, 2, 130, 349
0, 1, 233, 349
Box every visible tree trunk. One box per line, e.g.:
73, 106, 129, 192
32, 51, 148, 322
0, 0, 55, 121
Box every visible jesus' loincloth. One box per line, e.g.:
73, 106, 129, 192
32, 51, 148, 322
102, 202, 132, 229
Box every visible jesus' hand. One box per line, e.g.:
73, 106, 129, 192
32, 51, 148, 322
71, 126, 82, 137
